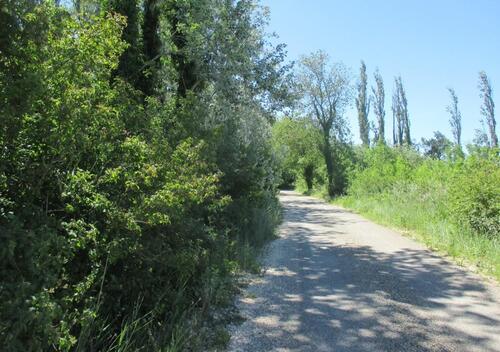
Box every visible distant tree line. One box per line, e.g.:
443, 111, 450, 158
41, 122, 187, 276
275, 52, 498, 197
353, 62, 498, 153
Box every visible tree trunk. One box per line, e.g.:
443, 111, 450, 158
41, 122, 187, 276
303, 164, 314, 192
322, 135, 335, 197
489, 122, 498, 147
142, 0, 161, 97
167, 2, 201, 101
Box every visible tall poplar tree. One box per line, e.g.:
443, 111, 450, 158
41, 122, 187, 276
397, 76, 411, 145
356, 61, 370, 146
372, 69, 385, 144
447, 88, 462, 146
478, 71, 498, 148
391, 76, 410, 146
392, 89, 402, 146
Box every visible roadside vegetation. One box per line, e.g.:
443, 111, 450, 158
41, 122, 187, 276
0, 1, 289, 350
273, 53, 499, 281
336, 146, 499, 279
2, 1, 499, 350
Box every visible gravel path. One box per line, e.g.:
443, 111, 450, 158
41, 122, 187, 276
228, 191, 500, 352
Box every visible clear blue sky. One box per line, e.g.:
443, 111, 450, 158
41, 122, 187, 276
261, 0, 500, 145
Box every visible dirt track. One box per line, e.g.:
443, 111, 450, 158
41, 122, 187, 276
228, 191, 500, 352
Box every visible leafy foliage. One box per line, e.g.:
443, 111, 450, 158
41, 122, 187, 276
449, 153, 500, 237
272, 117, 323, 190
297, 51, 353, 196
0, 1, 288, 350
420, 131, 452, 160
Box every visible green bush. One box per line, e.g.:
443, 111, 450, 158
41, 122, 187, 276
0, 2, 284, 350
449, 153, 500, 237
348, 145, 421, 196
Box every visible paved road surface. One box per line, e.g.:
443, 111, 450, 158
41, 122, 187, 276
228, 191, 500, 352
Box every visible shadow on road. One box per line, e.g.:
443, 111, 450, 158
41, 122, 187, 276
231, 191, 500, 352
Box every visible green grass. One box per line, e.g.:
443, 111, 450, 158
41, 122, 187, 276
333, 194, 500, 282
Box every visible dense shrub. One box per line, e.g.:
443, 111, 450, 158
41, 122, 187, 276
348, 145, 422, 196
0, 2, 286, 350
449, 152, 500, 237
344, 144, 499, 240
